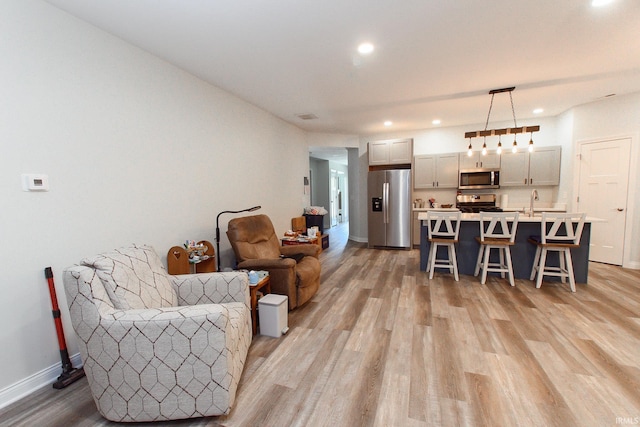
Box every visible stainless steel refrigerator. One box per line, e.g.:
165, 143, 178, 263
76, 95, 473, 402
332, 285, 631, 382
368, 169, 411, 249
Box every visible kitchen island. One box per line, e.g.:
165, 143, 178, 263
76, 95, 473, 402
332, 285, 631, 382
418, 213, 597, 283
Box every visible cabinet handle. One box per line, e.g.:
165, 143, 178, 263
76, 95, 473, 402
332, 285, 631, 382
433, 181, 435, 187
617, 208, 625, 212
530, 178, 533, 185
524, 178, 527, 184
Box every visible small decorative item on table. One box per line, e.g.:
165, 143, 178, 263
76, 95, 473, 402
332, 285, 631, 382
167, 240, 216, 274
281, 234, 318, 246
185, 240, 206, 259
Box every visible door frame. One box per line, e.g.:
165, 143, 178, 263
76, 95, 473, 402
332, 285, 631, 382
574, 133, 640, 269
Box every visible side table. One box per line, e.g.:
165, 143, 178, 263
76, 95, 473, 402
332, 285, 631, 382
250, 275, 271, 335
281, 236, 318, 246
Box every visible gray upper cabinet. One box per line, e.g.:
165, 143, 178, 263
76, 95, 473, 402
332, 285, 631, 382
368, 138, 413, 166
414, 153, 459, 189
459, 151, 500, 169
499, 151, 529, 186
500, 146, 561, 186
528, 146, 561, 186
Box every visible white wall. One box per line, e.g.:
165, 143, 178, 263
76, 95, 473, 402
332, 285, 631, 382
307, 132, 359, 149
569, 92, 640, 268
0, 0, 310, 405
309, 157, 330, 224
348, 147, 367, 242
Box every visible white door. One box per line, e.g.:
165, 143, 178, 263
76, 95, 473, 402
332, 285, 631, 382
577, 138, 631, 265
330, 170, 339, 227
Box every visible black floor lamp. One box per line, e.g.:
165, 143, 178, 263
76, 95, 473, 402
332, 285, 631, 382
215, 205, 261, 270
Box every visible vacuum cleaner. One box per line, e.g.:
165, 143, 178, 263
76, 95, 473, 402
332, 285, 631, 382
44, 267, 85, 389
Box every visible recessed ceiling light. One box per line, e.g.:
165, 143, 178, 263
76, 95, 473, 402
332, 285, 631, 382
432, 119, 441, 125
592, 0, 613, 7
384, 121, 392, 126
533, 108, 544, 114
358, 43, 374, 55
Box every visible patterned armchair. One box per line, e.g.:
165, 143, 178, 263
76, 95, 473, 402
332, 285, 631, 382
62, 244, 252, 422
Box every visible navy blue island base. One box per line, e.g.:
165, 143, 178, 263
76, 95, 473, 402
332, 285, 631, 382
420, 218, 592, 283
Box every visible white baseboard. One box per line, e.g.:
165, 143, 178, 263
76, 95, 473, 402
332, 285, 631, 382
348, 235, 368, 243
0, 353, 83, 410
623, 260, 640, 270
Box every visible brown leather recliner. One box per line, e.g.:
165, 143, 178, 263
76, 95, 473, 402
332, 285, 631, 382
226, 214, 321, 310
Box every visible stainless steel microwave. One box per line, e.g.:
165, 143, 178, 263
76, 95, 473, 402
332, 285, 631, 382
459, 168, 500, 190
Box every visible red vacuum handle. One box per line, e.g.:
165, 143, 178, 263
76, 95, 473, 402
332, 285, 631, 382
45, 267, 68, 354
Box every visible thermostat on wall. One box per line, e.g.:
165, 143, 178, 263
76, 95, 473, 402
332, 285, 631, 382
22, 174, 50, 192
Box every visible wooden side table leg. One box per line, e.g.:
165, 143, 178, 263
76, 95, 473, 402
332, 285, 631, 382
250, 287, 258, 335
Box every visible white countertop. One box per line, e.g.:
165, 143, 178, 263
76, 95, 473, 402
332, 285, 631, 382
418, 212, 604, 223
413, 207, 458, 212
501, 207, 566, 213
414, 206, 567, 213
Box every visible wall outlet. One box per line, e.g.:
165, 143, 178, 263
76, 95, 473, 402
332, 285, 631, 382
21, 174, 49, 192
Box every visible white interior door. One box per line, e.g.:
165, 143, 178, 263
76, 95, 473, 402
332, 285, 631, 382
577, 138, 631, 265
330, 170, 339, 227
336, 171, 346, 223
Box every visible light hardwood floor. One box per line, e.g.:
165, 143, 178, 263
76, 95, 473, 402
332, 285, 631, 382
1, 222, 639, 426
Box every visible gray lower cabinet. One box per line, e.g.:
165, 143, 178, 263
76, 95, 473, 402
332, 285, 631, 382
413, 212, 422, 247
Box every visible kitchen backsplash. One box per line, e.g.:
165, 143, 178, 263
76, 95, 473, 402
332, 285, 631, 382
413, 186, 565, 210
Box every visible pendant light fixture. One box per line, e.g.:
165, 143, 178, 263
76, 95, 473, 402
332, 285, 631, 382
465, 87, 539, 155
528, 132, 534, 152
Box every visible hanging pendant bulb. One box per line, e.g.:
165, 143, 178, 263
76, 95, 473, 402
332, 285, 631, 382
512, 136, 518, 153
481, 137, 487, 155
467, 138, 473, 156
528, 132, 534, 152
496, 135, 503, 155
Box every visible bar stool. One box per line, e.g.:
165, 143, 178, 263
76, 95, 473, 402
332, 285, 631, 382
474, 212, 519, 286
425, 211, 461, 281
528, 212, 586, 292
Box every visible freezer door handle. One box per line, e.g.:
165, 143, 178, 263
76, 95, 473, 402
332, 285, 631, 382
383, 182, 389, 224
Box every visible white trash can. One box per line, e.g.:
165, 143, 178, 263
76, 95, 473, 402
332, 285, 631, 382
258, 294, 289, 337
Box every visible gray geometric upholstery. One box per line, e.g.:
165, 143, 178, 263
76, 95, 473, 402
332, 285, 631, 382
81, 245, 178, 310
63, 244, 252, 422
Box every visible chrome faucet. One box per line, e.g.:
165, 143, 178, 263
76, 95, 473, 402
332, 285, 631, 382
529, 189, 539, 217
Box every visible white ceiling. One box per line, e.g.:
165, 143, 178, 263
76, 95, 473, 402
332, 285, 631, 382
46, 0, 640, 136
